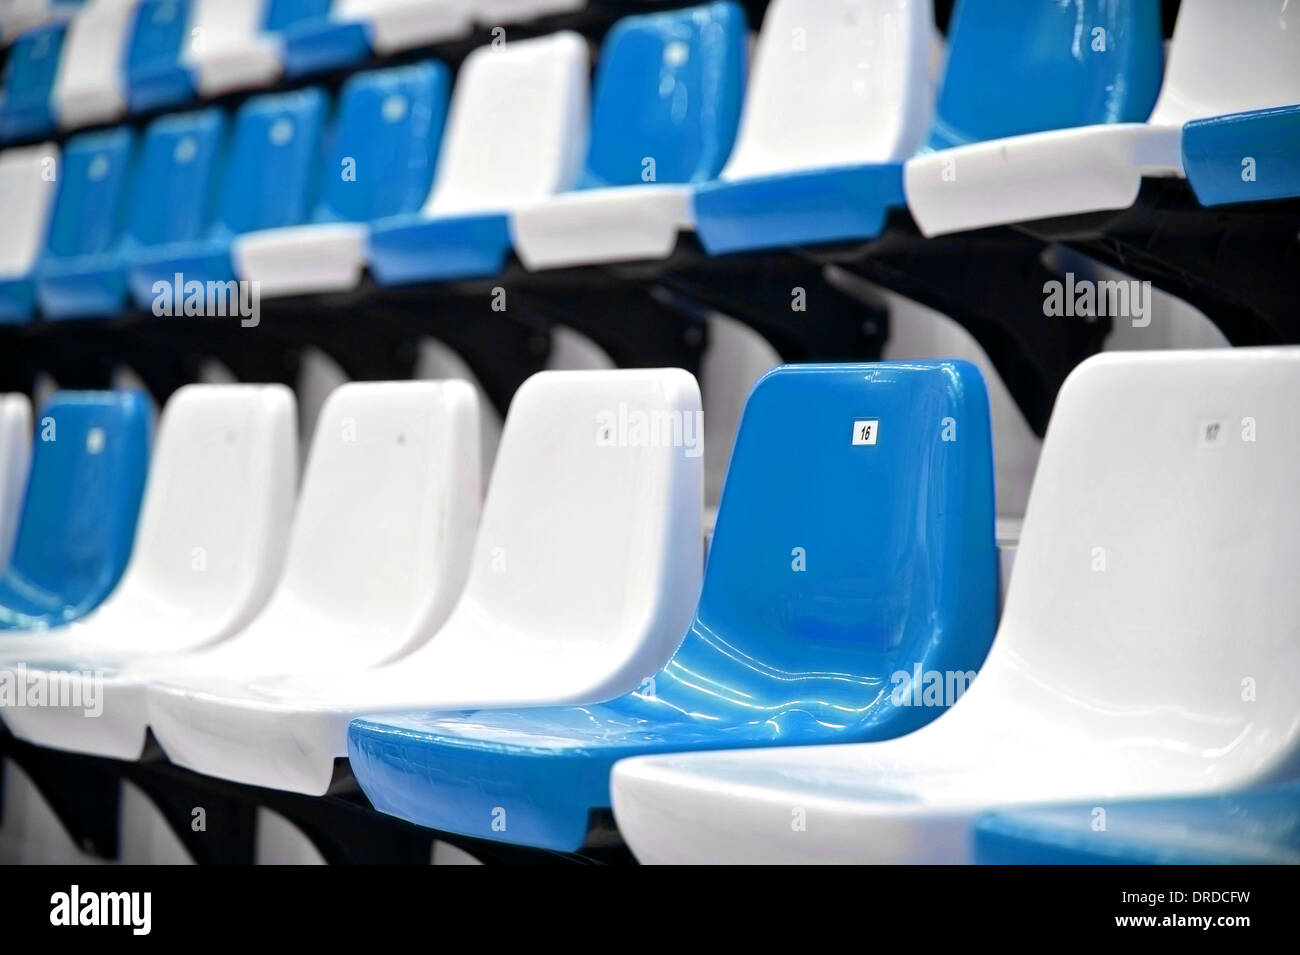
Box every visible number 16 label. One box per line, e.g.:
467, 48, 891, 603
852, 419, 879, 446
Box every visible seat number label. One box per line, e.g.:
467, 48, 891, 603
852, 420, 879, 446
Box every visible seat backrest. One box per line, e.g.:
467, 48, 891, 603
991, 350, 1300, 777
446, 369, 702, 662
124, 107, 224, 248
658, 362, 997, 717
1, 391, 151, 626
51, 0, 135, 130
270, 381, 480, 656
316, 61, 450, 224
579, 2, 746, 190
100, 384, 296, 638
425, 31, 588, 216
43, 126, 134, 260
926, 0, 1163, 151
1149, 0, 1300, 126
0, 143, 59, 284
125, 0, 196, 112
0, 23, 64, 141
0, 394, 33, 572
217, 87, 326, 235
719, 0, 932, 181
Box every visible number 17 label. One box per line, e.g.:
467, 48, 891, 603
852, 419, 879, 446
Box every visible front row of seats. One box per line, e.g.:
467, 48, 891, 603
1, 347, 1297, 865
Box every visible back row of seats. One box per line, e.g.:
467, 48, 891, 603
0, 0, 587, 137
1, 0, 1296, 326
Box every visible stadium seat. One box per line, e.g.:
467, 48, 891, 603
146, 369, 702, 797
511, 1, 746, 270
143, 380, 482, 785
124, 0, 198, 114
0, 385, 296, 759
0, 143, 59, 322
906, 0, 1299, 235
349, 361, 1000, 853
0, 22, 64, 141
691, 0, 932, 254
0, 390, 150, 631
281, 1, 473, 78
127, 88, 326, 308
34, 126, 136, 319
0, 395, 32, 571
183, 0, 326, 97
366, 31, 589, 285
610, 348, 1300, 864
974, 783, 1300, 865
51, 0, 137, 131
233, 61, 449, 298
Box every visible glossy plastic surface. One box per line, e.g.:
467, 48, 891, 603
350, 361, 999, 852
125, 0, 197, 115
0, 395, 33, 572
693, 0, 930, 254
0, 142, 59, 323
610, 349, 1300, 864
35, 126, 135, 318
0, 385, 297, 759
180, 0, 324, 96
128, 89, 326, 306
51, 0, 136, 130
146, 381, 482, 789
0, 391, 151, 631
511, 2, 746, 269
1184, 105, 1300, 207
975, 784, 1300, 866
233, 61, 449, 296
146, 369, 703, 796
0, 23, 64, 142
367, 32, 588, 285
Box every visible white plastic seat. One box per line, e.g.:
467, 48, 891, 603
147, 369, 703, 796
906, 0, 1300, 236
611, 347, 1300, 864
0, 143, 58, 323
183, 0, 284, 96
0, 394, 32, 572
0, 385, 297, 758
51, 0, 137, 130
365, 32, 590, 285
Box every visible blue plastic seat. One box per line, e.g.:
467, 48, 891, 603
125, 0, 199, 115
126, 88, 326, 308
974, 783, 1300, 865
1184, 105, 1300, 207
349, 361, 1000, 852
0, 391, 151, 631
231, 61, 449, 297
0, 22, 65, 142
509, 1, 747, 270
33, 126, 136, 318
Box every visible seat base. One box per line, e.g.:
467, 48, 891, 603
127, 241, 236, 312
0, 276, 35, 323
187, 40, 283, 97
0, 669, 148, 761
35, 254, 127, 319
513, 185, 693, 270
1184, 104, 1300, 207
694, 163, 904, 255
233, 222, 367, 298
905, 124, 1184, 237
367, 211, 512, 286
281, 20, 371, 79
